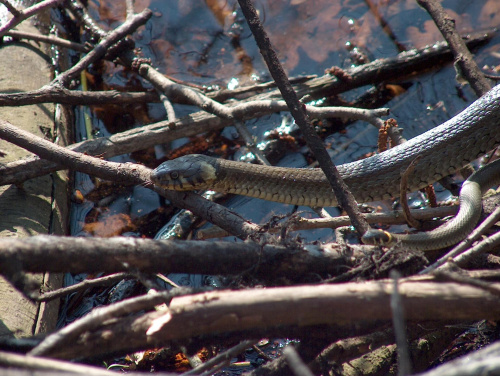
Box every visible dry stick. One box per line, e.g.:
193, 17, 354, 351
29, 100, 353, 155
411, 340, 500, 376
0, 0, 64, 38
54, 9, 152, 87
0, 103, 387, 187
0, 350, 134, 375
237, 0, 369, 235
451, 231, 500, 268
28, 280, 500, 359
390, 271, 412, 376
5, 30, 89, 52
399, 156, 423, 229
66, 0, 107, 39
196, 196, 459, 239
310, 327, 394, 369
420, 206, 500, 274
0, 0, 20, 17
233, 120, 270, 166
0, 87, 159, 106
416, 0, 491, 96
125, 0, 135, 20
0, 235, 353, 275
432, 270, 500, 298
139, 64, 235, 119
182, 339, 258, 376
37, 272, 133, 302
160, 93, 176, 121
29, 288, 195, 357
0, 120, 262, 239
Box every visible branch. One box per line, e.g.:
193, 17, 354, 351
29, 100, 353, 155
0, 103, 388, 186
416, 0, 491, 95
54, 9, 152, 86
4, 30, 89, 52
0, 235, 354, 276
27, 280, 500, 359
0, 0, 64, 38
237, 0, 369, 235
197, 205, 458, 239
0, 87, 159, 106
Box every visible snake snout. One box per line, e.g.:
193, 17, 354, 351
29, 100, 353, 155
151, 154, 218, 191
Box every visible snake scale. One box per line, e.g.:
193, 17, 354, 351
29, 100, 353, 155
151, 85, 500, 250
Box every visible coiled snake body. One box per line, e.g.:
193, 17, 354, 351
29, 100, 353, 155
152, 85, 500, 250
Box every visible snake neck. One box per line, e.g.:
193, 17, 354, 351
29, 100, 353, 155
211, 159, 339, 207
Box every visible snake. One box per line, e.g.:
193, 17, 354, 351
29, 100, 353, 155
151, 85, 500, 250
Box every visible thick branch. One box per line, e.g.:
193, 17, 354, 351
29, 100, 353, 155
31, 280, 500, 359
0, 235, 353, 276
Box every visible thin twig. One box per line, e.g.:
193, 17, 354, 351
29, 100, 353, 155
416, 0, 491, 95
390, 271, 412, 376
0, 351, 128, 375
400, 156, 423, 229
138, 64, 234, 119
182, 339, 258, 375
54, 9, 152, 86
0, 0, 64, 38
233, 120, 270, 165
160, 93, 177, 122
237, 0, 370, 235
432, 269, 500, 297
451, 231, 500, 268
125, 0, 135, 20
5, 30, 89, 52
196, 205, 459, 239
0, 0, 20, 17
37, 272, 133, 302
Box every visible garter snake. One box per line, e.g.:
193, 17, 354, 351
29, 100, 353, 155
151, 85, 500, 250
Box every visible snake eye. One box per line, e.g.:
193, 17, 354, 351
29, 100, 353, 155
170, 171, 179, 180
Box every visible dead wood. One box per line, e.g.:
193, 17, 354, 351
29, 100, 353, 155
28, 280, 500, 359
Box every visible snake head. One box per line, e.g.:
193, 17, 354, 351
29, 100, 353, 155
151, 154, 217, 191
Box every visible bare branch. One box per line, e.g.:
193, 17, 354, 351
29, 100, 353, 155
0, 235, 353, 275
0, 0, 64, 38
416, 0, 491, 95
27, 280, 500, 359
5, 30, 89, 52
54, 9, 152, 87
